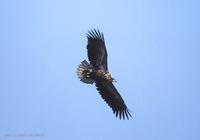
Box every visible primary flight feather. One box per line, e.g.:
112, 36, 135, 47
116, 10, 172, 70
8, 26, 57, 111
77, 29, 131, 120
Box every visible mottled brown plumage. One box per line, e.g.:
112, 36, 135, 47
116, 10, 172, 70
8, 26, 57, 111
77, 29, 131, 120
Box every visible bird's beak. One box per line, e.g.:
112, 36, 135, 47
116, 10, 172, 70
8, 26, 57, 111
112, 78, 117, 83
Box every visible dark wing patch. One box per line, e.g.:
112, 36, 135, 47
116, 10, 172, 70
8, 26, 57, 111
86, 29, 108, 70
95, 81, 132, 120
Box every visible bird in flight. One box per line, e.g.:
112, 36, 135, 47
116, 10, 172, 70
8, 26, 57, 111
77, 29, 131, 120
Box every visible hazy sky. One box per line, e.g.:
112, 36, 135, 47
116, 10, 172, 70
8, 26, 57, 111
0, 0, 200, 140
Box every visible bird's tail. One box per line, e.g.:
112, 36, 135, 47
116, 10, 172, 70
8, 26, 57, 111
77, 60, 95, 84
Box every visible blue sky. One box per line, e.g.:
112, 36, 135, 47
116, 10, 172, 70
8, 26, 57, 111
0, 0, 200, 140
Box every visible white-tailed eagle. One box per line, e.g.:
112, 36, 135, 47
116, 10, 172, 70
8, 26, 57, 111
77, 29, 131, 120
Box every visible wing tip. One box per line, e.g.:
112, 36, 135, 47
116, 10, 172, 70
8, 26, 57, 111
86, 29, 104, 42
113, 108, 132, 120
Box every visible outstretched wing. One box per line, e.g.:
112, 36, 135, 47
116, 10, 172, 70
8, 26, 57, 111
95, 80, 132, 120
86, 29, 108, 70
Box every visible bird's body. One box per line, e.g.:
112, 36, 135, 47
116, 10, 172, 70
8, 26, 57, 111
77, 29, 131, 120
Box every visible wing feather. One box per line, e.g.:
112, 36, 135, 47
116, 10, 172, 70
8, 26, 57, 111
95, 80, 132, 120
87, 29, 108, 70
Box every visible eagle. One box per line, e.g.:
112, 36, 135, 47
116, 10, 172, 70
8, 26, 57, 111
77, 29, 131, 120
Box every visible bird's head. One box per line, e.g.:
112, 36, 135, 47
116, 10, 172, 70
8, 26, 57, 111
104, 72, 117, 83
